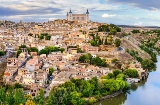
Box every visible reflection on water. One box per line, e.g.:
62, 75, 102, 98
95, 56, 160, 105
94, 93, 127, 105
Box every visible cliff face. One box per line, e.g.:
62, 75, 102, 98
121, 37, 151, 59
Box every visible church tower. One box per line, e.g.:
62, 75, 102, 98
86, 9, 89, 22
67, 9, 73, 21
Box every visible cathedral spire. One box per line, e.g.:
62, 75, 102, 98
86, 9, 89, 14
69, 8, 72, 13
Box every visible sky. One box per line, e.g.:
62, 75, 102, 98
0, 0, 160, 26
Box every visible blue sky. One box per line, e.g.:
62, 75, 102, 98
0, 0, 160, 26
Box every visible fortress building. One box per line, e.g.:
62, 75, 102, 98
66, 9, 89, 23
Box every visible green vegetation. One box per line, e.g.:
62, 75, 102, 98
49, 67, 54, 76
89, 34, 102, 46
89, 33, 117, 47
132, 30, 140, 34
27, 47, 38, 54
38, 46, 65, 55
0, 73, 129, 105
115, 38, 121, 47
77, 48, 84, 53
126, 49, 156, 71
124, 69, 138, 78
139, 44, 157, 62
38, 33, 51, 40
0, 50, 5, 56
79, 53, 107, 67
47, 75, 128, 105
16, 45, 38, 57
0, 85, 28, 105
98, 24, 121, 35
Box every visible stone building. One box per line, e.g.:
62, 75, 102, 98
66, 9, 89, 23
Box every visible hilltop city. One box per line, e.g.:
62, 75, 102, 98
0, 9, 160, 105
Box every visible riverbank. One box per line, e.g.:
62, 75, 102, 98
95, 56, 160, 105
99, 90, 123, 100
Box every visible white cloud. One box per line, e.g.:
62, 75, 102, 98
134, 22, 143, 26
102, 13, 116, 18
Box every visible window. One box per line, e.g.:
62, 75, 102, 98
77, 17, 79, 20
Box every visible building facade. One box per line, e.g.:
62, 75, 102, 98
66, 9, 89, 23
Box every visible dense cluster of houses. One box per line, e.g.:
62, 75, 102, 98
1, 19, 148, 97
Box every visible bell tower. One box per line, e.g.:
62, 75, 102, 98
86, 9, 89, 22
68, 9, 72, 21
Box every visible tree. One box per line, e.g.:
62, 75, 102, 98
116, 74, 126, 81
88, 97, 97, 105
132, 29, 140, 33
17, 50, 22, 58
27, 47, 38, 53
104, 38, 108, 45
34, 89, 45, 105
13, 88, 25, 105
0, 50, 5, 56
25, 100, 35, 105
49, 67, 54, 76
47, 87, 67, 105
79, 55, 86, 63
115, 38, 121, 47
19, 45, 27, 49
81, 81, 94, 97
0, 87, 6, 103
112, 58, 118, 63
77, 48, 84, 53
39, 33, 51, 40
113, 70, 121, 78
38, 49, 49, 55
5, 88, 14, 105
125, 69, 138, 78
70, 91, 86, 105
14, 83, 23, 88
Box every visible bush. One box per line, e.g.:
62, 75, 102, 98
125, 69, 138, 78
88, 97, 97, 104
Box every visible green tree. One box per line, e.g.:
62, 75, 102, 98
70, 91, 86, 105
77, 48, 84, 53
13, 88, 25, 105
14, 83, 23, 88
132, 30, 140, 33
81, 81, 94, 97
125, 69, 138, 78
113, 70, 121, 78
0, 50, 5, 56
47, 87, 67, 105
25, 100, 35, 105
115, 38, 121, 47
34, 89, 45, 105
0, 87, 6, 104
79, 55, 86, 63
49, 67, 54, 76
88, 97, 97, 105
5, 88, 14, 105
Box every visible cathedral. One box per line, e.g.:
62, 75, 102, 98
66, 9, 89, 23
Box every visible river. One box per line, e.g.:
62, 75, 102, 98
95, 56, 160, 105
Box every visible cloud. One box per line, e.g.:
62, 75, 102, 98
102, 13, 116, 18
0, 0, 160, 26
109, 0, 160, 11
134, 22, 143, 26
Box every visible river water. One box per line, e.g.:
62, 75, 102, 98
95, 56, 160, 105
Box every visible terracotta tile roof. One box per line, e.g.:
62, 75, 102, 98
4, 72, 10, 76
